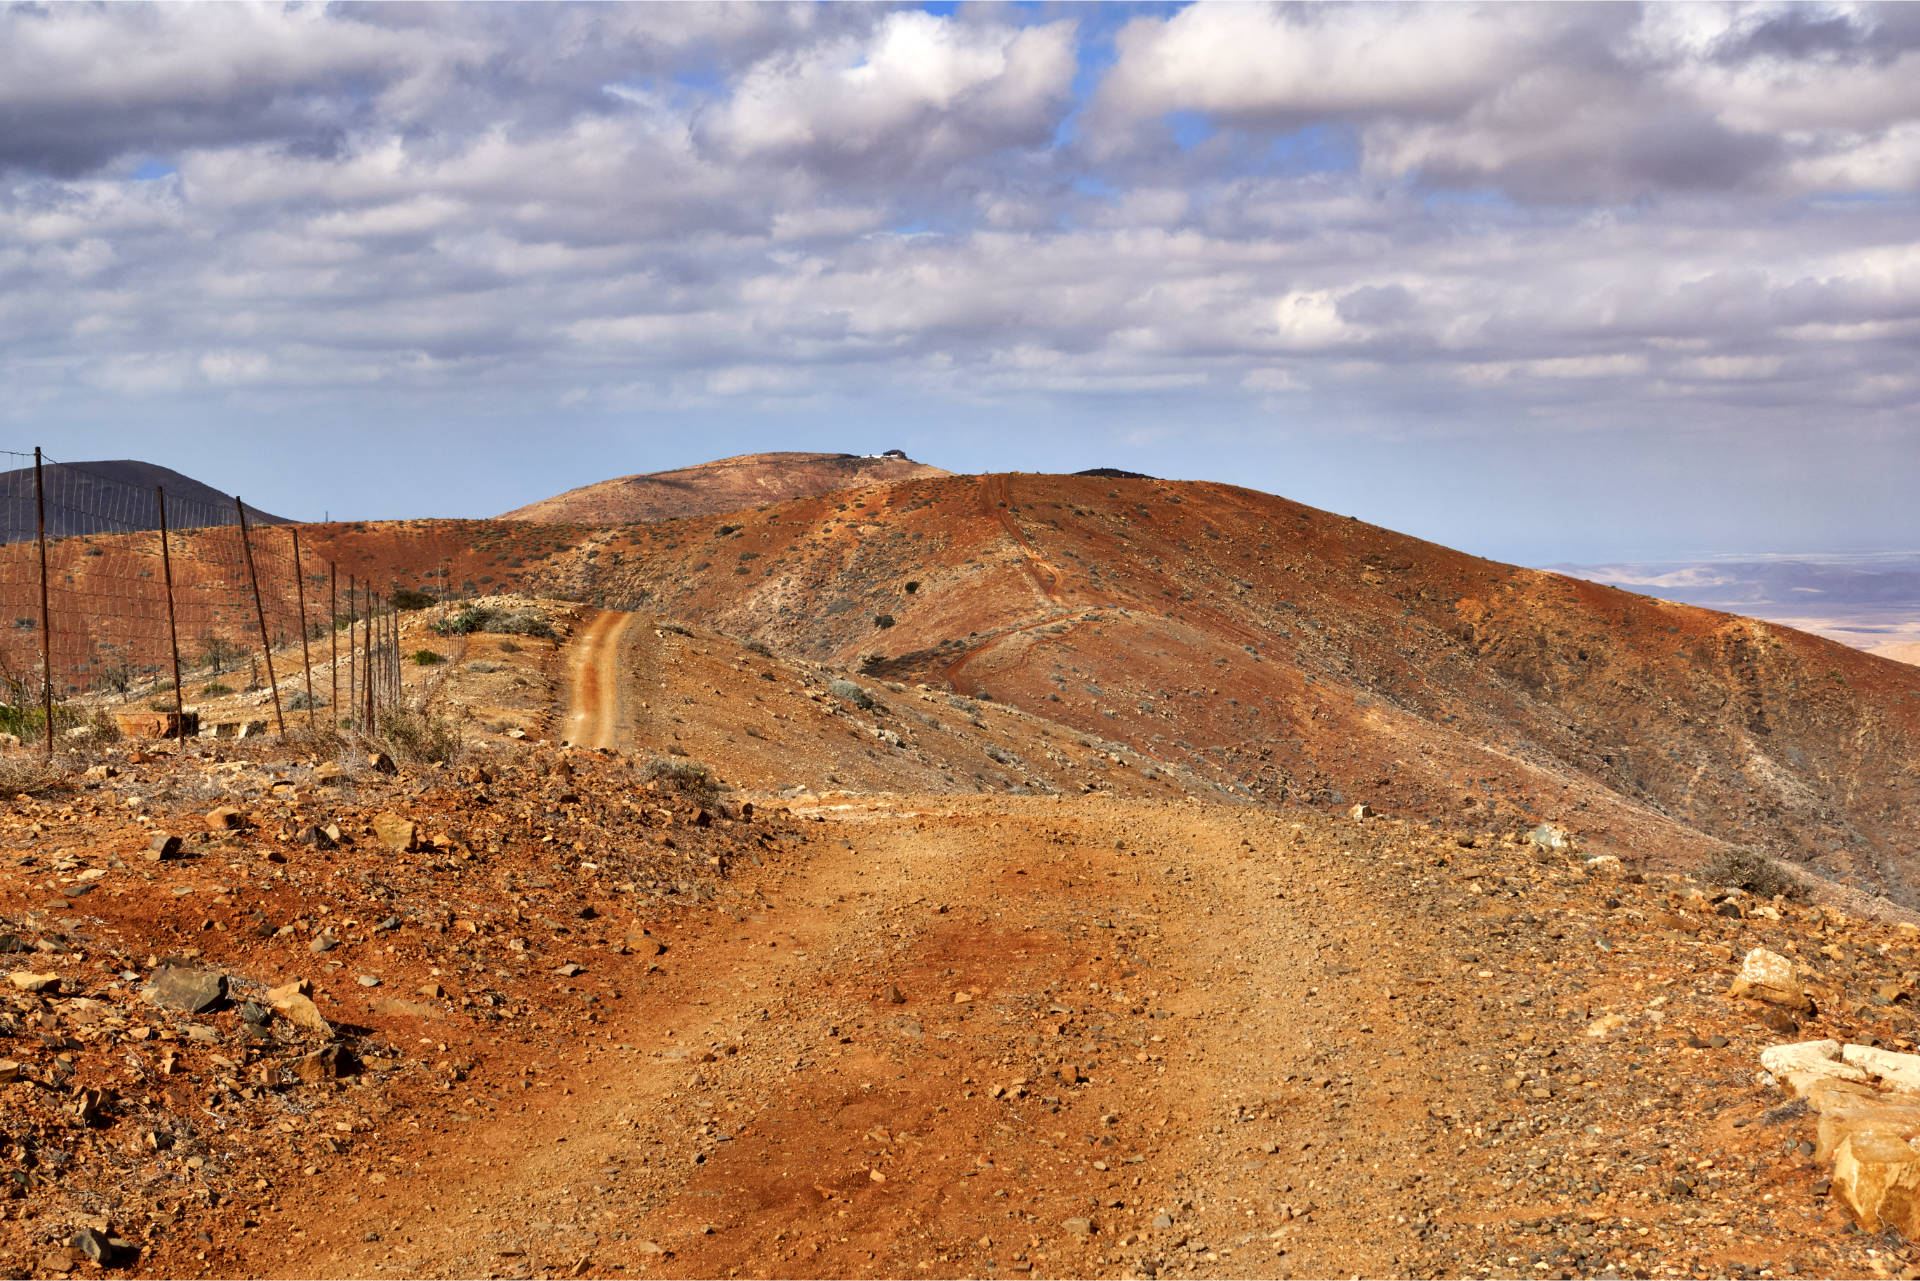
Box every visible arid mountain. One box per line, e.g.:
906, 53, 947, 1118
23, 468, 1920, 905
508, 471, 1920, 904
0, 458, 287, 543
498, 450, 949, 524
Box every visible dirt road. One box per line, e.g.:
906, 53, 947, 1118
280, 795, 1418, 1279
562, 610, 634, 751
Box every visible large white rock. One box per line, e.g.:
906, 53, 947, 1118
1760, 1040, 1842, 1075
1844, 1044, 1920, 1093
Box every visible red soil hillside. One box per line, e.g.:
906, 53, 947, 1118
514, 471, 1920, 904
497, 451, 949, 525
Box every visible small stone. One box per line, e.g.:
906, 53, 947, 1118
151, 966, 226, 1014
309, 933, 339, 954
555, 963, 586, 977
291, 1043, 351, 1083
69, 1228, 109, 1264
1348, 803, 1374, 820
357, 974, 382, 988
238, 1001, 270, 1026
8, 971, 59, 993
1059, 1063, 1084, 1086
624, 933, 665, 956
1730, 947, 1814, 1013
296, 824, 336, 849
636, 1241, 666, 1256
954, 990, 974, 1004
206, 806, 246, 832
0, 1061, 21, 1083
367, 751, 397, 774
886, 985, 907, 1004
419, 983, 446, 999
148, 833, 182, 860
313, 762, 344, 786
371, 812, 417, 852
1063, 1216, 1093, 1240
1152, 1213, 1174, 1230
267, 980, 332, 1037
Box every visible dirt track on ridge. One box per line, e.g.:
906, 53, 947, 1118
562, 610, 634, 751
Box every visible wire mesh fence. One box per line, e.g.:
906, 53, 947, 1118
1, 447, 409, 750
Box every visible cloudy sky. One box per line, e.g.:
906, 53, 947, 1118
4, 1, 1919, 562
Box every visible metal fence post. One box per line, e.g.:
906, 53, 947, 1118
34, 448, 53, 757
235, 497, 286, 738
291, 528, 315, 730
156, 487, 186, 751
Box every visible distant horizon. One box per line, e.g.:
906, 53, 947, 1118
7, 441, 1919, 573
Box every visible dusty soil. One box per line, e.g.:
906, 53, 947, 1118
562, 612, 634, 752
3, 611, 1915, 1280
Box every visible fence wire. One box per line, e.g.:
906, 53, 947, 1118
0, 448, 406, 746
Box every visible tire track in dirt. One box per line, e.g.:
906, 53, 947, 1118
563, 610, 635, 751
279, 795, 1509, 1281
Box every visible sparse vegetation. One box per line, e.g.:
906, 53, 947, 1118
432, 604, 555, 639
0, 752, 64, 795
412, 649, 446, 666
391, 587, 436, 611
642, 754, 726, 801
199, 682, 234, 698
1701, 847, 1804, 900
377, 706, 462, 764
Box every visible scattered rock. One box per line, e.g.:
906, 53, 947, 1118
205, 806, 246, 832
371, 812, 418, 853
9, 970, 59, 993
150, 966, 226, 1014
147, 833, 182, 861
1730, 947, 1814, 1013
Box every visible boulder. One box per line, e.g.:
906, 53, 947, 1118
1809, 1087, 1920, 1162
1729, 947, 1813, 1012
1832, 1130, 1920, 1233
1844, 1044, 1920, 1093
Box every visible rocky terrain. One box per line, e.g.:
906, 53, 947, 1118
508, 472, 1920, 908
9, 460, 1920, 1280
0, 600, 1917, 1279
498, 453, 949, 526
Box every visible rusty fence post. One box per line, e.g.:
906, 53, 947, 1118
156, 487, 187, 751
329, 563, 338, 728
291, 528, 316, 731
235, 497, 286, 738
33, 448, 53, 757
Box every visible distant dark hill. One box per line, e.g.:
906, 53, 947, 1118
0, 459, 287, 543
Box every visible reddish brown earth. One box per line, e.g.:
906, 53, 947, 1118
6, 611, 1920, 1280
16, 468, 1919, 912
497, 453, 949, 525
519, 472, 1920, 908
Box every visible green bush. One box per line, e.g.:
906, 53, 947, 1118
432, 604, 555, 639
391, 587, 436, 611
412, 649, 446, 666
199, 682, 234, 698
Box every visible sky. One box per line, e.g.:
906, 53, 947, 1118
4, 1, 1920, 564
